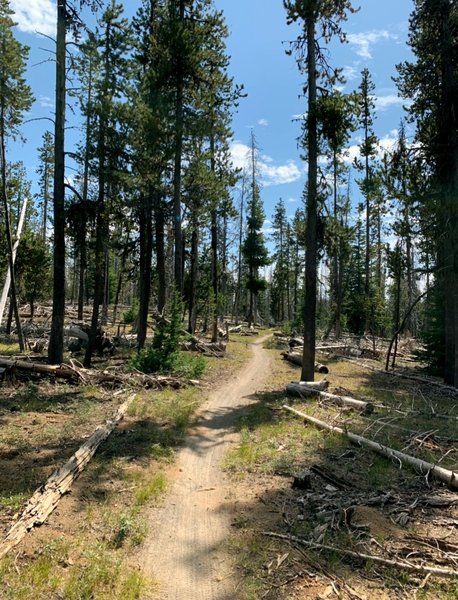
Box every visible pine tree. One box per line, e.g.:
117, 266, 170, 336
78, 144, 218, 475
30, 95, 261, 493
242, 131, 269, 327
271, 198, 289, 323
35, 131, 54, 244
48, 0, 102, 364
397, 0, 458, 383
83, 0, 133, 366
284, 0, 357, 380
317, 90, 357, 337
353, 68, 379, 326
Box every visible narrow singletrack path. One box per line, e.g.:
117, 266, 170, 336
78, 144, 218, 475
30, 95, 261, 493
140, 338, 271, 600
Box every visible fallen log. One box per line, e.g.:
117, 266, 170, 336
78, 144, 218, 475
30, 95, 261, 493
281, 351, 329, 374
262, 531, 458, 578
63, 326, 89, 342
180, 340, 226, 356
0, 357, 195, 389
286, 383, 372, 413
283, 405, 458, 489
286, 380, 329, 396
0, 357, 80, 381
0, 393, 137, 559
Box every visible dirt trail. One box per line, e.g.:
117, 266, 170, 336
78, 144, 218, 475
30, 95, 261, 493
140, 338, 271, 600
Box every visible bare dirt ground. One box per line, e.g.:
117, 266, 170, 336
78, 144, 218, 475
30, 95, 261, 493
139, 337, 271, 600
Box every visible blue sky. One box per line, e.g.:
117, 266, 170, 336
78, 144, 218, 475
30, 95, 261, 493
8, 0, 413, 233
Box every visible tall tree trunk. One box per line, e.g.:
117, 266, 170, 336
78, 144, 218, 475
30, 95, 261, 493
188, 222, 199, 334
112, 228, 130, 325
78, 56, 93, 322
77, 220, 87, 321
48, 0, 67, 364
137, 192, 153, 349
301, 13, 318, 382
221, 208, 228, 318
84, 190, 106, 366
42, 161, 49, 243
211, 207, 218, 341
154, 192, 166, 313
439, 0, 458, 385
101, 248, 109, 325
173, 0, 185, 292
233, 176, 245, 324
210, 136, 218, 342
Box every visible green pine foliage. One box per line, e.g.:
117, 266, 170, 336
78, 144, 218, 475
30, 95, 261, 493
132, 289, 206, 379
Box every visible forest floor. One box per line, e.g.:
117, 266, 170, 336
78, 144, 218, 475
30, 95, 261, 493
0, 328, 458, 599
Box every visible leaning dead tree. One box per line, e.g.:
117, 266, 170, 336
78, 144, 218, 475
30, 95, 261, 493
283, 405, 458, 489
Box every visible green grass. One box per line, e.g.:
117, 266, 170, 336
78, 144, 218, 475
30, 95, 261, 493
0, 491, 28, 511
134, 471, 168, 507
0, 538, 151, 600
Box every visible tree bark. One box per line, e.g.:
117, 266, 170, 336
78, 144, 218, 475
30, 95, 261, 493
48, 0, 67, 364
301, 12, 318, 382
172, 0, 185, 293
137, 191, 153, 349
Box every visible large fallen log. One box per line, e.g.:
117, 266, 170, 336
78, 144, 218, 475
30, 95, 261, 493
0, 393, 137, 559
0, 357, 195, 389
281, 352, 329, 374
283, 405, 458, 489
286, 383, 373, 414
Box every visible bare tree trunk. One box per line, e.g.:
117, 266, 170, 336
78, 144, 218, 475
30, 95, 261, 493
137, 192, 153, 349
301, 13, 318, 382
188, 223, 199, 334
154, 192, 166, 314
48, 0, 67, 364
173, 0, 185, 293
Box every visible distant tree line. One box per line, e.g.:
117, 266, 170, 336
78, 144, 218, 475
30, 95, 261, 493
0, 0, 457, 386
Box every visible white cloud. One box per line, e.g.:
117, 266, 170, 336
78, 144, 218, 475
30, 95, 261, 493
39, 95, 53, 109
343, 130, 398, 165
11, 0, 55, 36
262, 161, 302, 187
287, 197, 298, 203
257, 118, 269, 127
348, 30, 398, 59
378, 130, 398, 154
373, 94, 404, 111
230, 140, 302, 187
342, 64, 360, 81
